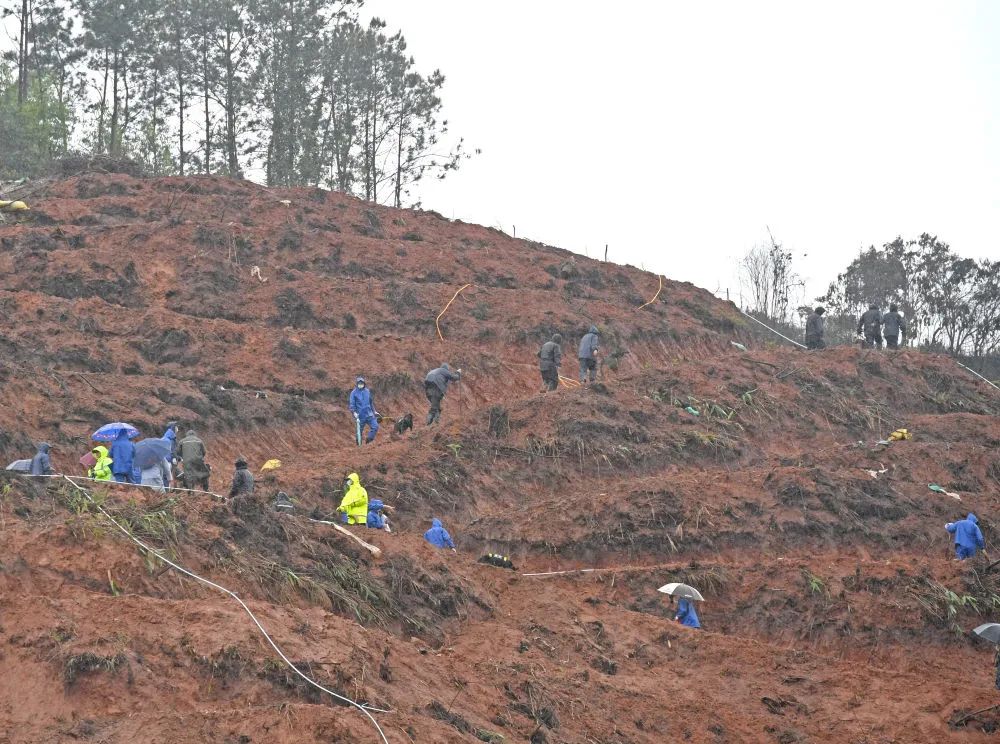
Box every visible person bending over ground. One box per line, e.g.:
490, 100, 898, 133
946, 512, 985, 560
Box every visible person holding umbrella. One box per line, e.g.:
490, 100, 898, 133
658, 582, 703, 629
110, 430, 136, 483
91, 423, 140, 484
133, 437, 174, 493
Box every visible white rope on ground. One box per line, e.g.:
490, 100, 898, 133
956, 361, 1000, 393
42, 474, 390, 744
737, 309, 807, 349
28, 473, 226, 500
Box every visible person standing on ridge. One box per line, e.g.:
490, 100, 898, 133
804, 306, 826, 350
178, 429, 210, 490
538, 333, 563, 392
110, 430, 136, 483
946, 513, 985, 560
349, 376, 380, 444
857, 304, 884, 349
883, 304, 907, 349
424, 363, 462, 425
578, 325, 600, 384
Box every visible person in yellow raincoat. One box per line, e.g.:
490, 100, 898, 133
88, 445, 113, 481
337, 472, 368, 525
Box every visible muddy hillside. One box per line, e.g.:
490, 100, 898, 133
0, 173, 999, 743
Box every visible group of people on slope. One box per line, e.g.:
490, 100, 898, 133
25, 422, 255, 500
537, 325, 601, 392
335, 470, 455, 550
804, 304, 908, 350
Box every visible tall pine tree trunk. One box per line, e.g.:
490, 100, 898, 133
17, 0, 28, 107
202, 32, 211, 174
175, 28, 186, 175
109, 49, 121, 157
224, 30, 238, 176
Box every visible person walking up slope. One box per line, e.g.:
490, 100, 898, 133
424, 363, 462, 425
578, 325, 600, 384
349, 377, 380, 444
946, 513, 986, 560
538, 334, 563, 392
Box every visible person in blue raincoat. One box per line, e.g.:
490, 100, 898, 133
675, 597, 701, 628
349, 377, 379, 444
946, 513, 986, 560
110, 430, 136, 483
367, 499, 391, 531
424, 518, 456, 551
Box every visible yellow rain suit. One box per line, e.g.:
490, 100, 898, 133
89, 445, 113, 481
338, 472, 369, 525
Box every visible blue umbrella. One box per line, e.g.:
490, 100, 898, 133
92, 422, 140, 442
133, 438, 172, 470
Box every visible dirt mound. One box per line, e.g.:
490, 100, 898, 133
0, 173, 998, 743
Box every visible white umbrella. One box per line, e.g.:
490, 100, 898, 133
973, 623, 1000, 644
657, 582, 705, 601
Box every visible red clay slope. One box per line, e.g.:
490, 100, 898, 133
0, 173, 998, 743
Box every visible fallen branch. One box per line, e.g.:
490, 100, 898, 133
952, 703, 1000, 727
636, 275, 663, 310
558, 375, 582, 388
309, 518, 382, 556
436, 283, 473, 342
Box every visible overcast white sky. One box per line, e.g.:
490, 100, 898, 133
365, 0, 1000, 304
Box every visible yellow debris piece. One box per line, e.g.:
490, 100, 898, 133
0, 200, 29, 211
888, 428, 911, 441
260, 458, 282, 472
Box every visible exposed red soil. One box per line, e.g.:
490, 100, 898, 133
0, 173, 999, 743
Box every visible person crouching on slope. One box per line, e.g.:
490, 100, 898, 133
675, 597, 701, 628
338, 472, 369, 525
349, 376, 380, 444
946, 513, 986, 560
88, 445, 113, 482
424, 518, 456, 552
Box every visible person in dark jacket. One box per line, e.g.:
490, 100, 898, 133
424, 363, 462, 425
804, 307, 826, 350
538, 333, 563, 392
110, 430, 136, 483
349, 376, 380, 444
675, 597, 701, 628
578, 325, 600, 384
178, 429, 210, 490
228, 457, 254, 498
857, 305, 884, 349
424, 518, 456, 550
29, 442, 54, 476
946, 513, 985, 560
883, 305, 907, 349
